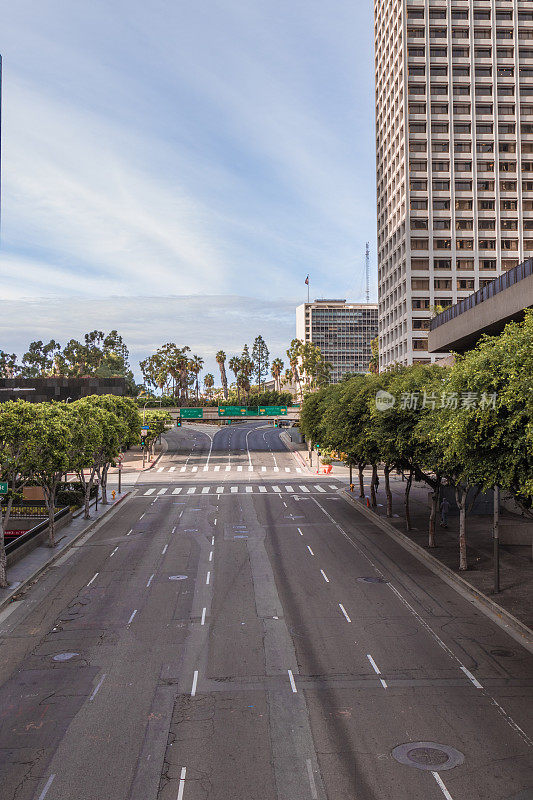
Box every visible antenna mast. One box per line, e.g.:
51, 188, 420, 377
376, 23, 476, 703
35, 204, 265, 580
365, 242, 370, 303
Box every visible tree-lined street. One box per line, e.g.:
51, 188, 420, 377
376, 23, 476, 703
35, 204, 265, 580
0, 423, 531, 800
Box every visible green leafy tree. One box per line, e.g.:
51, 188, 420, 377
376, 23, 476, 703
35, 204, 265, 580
20, 340, 61, 377
252, 335, 270, 392
0, 351, 19, 378
271, 358, 284, 392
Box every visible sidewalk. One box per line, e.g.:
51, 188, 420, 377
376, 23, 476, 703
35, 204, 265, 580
338, 468, 533, 632
0, 491, 131, 612
108, 440, 165, 476
279, 432, 312, 473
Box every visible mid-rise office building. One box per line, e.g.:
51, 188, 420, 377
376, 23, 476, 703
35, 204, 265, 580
295, 300, 378, 382
375, 0, 533, 369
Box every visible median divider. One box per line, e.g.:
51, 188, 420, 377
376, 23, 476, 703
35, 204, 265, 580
340, 487, 533, 653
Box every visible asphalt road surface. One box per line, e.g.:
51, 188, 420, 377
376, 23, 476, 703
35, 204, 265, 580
1, 422, 532, 800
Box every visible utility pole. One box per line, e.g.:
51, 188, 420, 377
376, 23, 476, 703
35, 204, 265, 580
365, 242, 370, 303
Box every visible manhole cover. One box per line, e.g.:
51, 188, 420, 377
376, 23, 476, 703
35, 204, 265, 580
53, 652, 79, 662
392, 742, 464, 772
357, 577, 389, 584
169, 575, 188, 581
490, 648, 515, 658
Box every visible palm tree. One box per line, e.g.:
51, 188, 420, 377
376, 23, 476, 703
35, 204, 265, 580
176, 347, 191, 403
216, 350, 229, 399
189, 354, 204, 400
203, 373, 215, 399
271, 357, 284, 391
228, 356, 241, 402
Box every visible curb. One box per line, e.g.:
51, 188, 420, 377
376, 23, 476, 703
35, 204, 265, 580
340, 488, 533, 652
279, 432, 312, 474
0, 491, 133, 614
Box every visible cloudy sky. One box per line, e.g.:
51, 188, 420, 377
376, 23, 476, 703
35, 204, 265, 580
0, 1, 376, 380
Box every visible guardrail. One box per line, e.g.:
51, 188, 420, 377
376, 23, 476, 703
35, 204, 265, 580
430, 257, 533, 331
5, 507, 70, 556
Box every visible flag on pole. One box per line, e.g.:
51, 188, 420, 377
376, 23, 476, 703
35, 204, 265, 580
305, 275, 309, 285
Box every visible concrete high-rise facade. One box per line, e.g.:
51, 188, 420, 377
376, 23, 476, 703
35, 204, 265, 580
375, 0, 533, 369
295, 300, 378, 382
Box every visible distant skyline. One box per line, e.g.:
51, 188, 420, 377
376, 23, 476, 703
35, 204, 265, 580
0, 1, 377, 378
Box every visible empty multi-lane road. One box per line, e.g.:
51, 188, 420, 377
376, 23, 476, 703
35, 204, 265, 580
0, 422, 532, 800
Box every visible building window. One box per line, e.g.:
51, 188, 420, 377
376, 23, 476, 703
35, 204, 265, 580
457, 279, 475, 290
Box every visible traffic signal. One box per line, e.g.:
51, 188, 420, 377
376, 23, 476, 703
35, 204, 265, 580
177, 418, 181, 427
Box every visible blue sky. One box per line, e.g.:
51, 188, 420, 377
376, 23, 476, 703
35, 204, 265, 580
0, 0, 376, 380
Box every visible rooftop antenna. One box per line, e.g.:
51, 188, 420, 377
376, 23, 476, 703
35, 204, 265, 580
365, 242, 370, 303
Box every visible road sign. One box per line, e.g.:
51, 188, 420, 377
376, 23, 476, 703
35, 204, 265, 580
258, 406, 288, 416
180, 408, 204, 419
141, 426, 150, 433
0, 482, 7, 495
218, 406, 248, 416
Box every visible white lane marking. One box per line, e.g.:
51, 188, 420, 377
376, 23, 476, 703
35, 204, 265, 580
126, 529, 132, 536
209, 550, 213, 562
211, 536, 215, 545
87, 572, 99, 586
172, 488, 182, 494
231, 486, 238, 493
328, 484, 338, 490
110, 547, 119, 557
306, 759, 318, 800
314, 485, 326, 492
172, 526, 176, 534
139, 513, 145, 520
157, 488, 167, 495
367, 653, 388, 688
288, 669, 297, 693
246, 486, 253, 493
432, 772, 454, 800
307, 545, 314, 556
89, 673, 106, 701
214, 518, 217, 525
127, 609, 137, 625
177, 767, 187, 800
206, 571, 210, 585
37, 774, 55, 800
312, 495, 533, 747
157, 467, 164, 472
460, 666, 483, 689
191, 466, 198, 472
237, 465, 243, 472
273, 485, 281, 492
299, 485, 310, 493
146, 573, 155, 587
201, 607, 206, 625
259, 486, 267, 493
283, 501, 287, 507
339, 604, 351, 623
216, 486, 224, 493
320, 569, 329, 583
202, 487, 210, 494
144, 488, 155, 495
297, 527, 303, 536
180, 466, 186, 473
187, 487, 196, 494
285, 485, 294, 492
162, 544, 168, 555
169, 467, 176, 472
191, 671, 198, 697
214, 465, 220, 472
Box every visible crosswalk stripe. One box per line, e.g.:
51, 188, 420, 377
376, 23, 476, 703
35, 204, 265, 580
225, 465, 230, 471
245, 486, 253, 493
329, 484, 338, 490
172, 488, 182, 494
202, 487, 210, 494
259, 486, 267, 492
158, 488, 167, 495
237, 466, 243, 472
314, 485, 326, 492
191, 467, 198, 473
157, 467, 164, 473
144, 488, 156, 495
231, 486, 238, 493
299, 486, 310, 493
187, 487, 196, 494
203, 466, 209, 472
169, 467, 176, 472
273, 486, 281, 493
214, 466, 220, 472
274, 467, 279, 472
285, 485, 294, 492
141, 485, 337, 496
262, 466, 267, 472
285, 467, 290, 472
248, 466, 254, 471
180, 467, 186, 472
296, 468, 302, 473
217, 486, 224, 494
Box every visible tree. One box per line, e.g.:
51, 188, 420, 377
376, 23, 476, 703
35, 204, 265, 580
271, 358, 284, 392
189, 355, 204, 400
26, 404, 74, 547
203, 373, 215, 398
228, 356, 241, 402
69, 401, 105, 519
252, 336, 270, 392
0, 401, 37, 586
0, 351, 19, 378
286, 340, 303, 398
216, 351, 229, 400
20, 340, 61, 377
368, 337, 379, 374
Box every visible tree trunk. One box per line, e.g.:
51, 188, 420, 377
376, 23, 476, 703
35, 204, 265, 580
428, 478, 441, 548
0, 521, 7, 588
84, 480, 92, 520
404, 470, 413, 530
455, 487, 468, 570
370, 464, 378, 507
349, 463, 353, 487
101, 466, 109, 505
358, 465, 365, 498
384, 464, 393, 517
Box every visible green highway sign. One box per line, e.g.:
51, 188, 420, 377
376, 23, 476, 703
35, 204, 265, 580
0, 482, 8, 495
180, 408, 204, 419
218, 406, 248, 417
258, 406, 288, 416
218, 406, 288, 417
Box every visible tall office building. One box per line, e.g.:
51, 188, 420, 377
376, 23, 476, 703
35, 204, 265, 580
295, 300, 378, 382
375, 0, 533, 369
